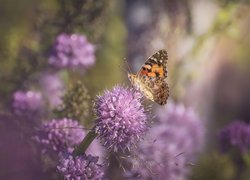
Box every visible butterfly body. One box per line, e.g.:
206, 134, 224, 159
128, 50, 169, 105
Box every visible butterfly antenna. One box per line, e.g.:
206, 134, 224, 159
123, 57, 132, 74
117, 62, 127, 74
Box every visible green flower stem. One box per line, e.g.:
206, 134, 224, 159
73, 129, 97, 156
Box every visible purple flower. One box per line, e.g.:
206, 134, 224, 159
125, 102, 205, 180
34, 118, 104, 158
12, 90, 44, 121
219, 121, 250, 152
34, 118, 85, 154
49, 33, 95, 70
57, 154, 104, 180
39, 72, 65, 108
94, 86, 149, 152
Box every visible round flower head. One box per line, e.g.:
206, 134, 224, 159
34, 118, 104, 158
12, 90, 44, 122
219, 121, 250, 152
49, 33, 95, 71
57, 154, 104, 180
125, 102, 205, 179
94, 86, 149, 152
34, 118, 85, 154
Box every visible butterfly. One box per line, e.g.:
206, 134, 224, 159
128, 49, 169, 105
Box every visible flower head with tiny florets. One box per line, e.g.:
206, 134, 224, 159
34, 118, 85, 154
94, 86, 149, 152
57, 153, 104, 180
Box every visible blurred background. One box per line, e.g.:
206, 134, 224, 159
0, 0, 250, 179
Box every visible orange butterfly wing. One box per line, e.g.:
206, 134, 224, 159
136, 50, 169, 105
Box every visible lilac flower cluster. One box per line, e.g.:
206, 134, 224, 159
34, 118, 85, 154
125, 102, 205, 180
12, 90, 44, 119
219, 121, 250, 152
94, 86, 149, 152
49, 33, 95, 70
39, 72, 65, 108
34, 118, 104, 158
57, 154, 104, 180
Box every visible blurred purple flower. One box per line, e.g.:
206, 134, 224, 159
57, 153, 104, 180
219, 121, 250, 152
94, 86, 149, 152
49, 33, 95, 70
34, 118, 84, 154
12, 90, 44, 122
34, 118, 103, 158
39, 72, 65, 108
125, 102, 205, 180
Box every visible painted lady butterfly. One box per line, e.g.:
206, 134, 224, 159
128, 50, 169, 105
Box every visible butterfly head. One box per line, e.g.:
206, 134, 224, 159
128, 73, 135, 83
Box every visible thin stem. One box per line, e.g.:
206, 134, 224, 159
73, 129, 97, 156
